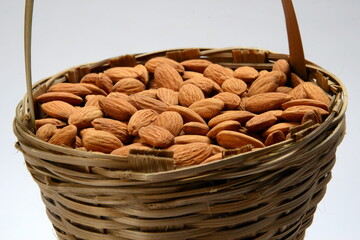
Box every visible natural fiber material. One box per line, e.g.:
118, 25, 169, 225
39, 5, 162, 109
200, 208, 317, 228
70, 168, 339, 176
14, 48, 347, 240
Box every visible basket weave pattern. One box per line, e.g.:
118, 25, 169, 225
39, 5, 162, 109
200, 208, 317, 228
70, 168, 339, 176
14, 48, 346, 240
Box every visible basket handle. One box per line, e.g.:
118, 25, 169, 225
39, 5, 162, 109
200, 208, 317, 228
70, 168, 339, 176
23, 0, 307, 131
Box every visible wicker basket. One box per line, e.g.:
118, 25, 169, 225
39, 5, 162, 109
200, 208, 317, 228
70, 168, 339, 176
14, 1, 347, 239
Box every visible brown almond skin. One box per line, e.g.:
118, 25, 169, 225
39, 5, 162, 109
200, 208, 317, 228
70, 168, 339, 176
233, 66, 259, 82
180, 59, 213, 73
245, 112, 278, 132
201, 153, 223, 164
152, 111, 183, 137
262, 122, 300, 138
68, 106, 104, 129
82, 130, 123, 153
156, 88, 179, 105
247, 75, 279, 96
134, 64, 149, 85
48, 125, 78, 147
79, 83, 107, 96
145, 57, 185, 73
245, 92, 292, 113
182, 122, 209, 136
178, 84, 205, 107
138, 125, 174, 148
35, 118, 67, 129
221, 78, 247, 95
207, 120, 241, 139
290, 73, 305, 87
276, 86, 293, 94
216, 130, 265, 149
154, 64, 184, 91
174, 135, 211, 144
264, 130, 286, 146
264, 70, 287, 86
301, 109, 323, 125
103, 67, 142, 83
208, 111, 255, 127
80, 73, 99, 84
290, 84, 307, 99
166, 143, 213, 168
91, 118, 132, 144
96, 73, 113, 93
110, 143, 151, 156
36, 92, 83, 105
127, 109, 159, 136
281, 98, 329, 111
272, 59, 291, 77
302, 82, 331, 106
41, 100, 76, 121
36, 124, 58, 142
128, 94, 168, 113
84, 95, 106, 109
48, 83, 92, 97
181, 76, 214, 95
189, 98, 225, 120
99, 97, 137, 121
167, 105, 206, 124
203, 64, 234, 86
182, 71, 204, 80
281, 105, 329, 122
213, 92, 241, 110
111, 78, 146, 95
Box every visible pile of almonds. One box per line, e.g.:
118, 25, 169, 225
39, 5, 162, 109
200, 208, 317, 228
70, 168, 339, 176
35, 56, 330, 168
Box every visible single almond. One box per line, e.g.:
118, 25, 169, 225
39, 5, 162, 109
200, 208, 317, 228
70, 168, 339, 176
181, 76, 215, 95
210, 144, 226, 154
79, 83, 107, 96
167, 105, 206, 124
233, 66, 259, 82
203, 64, 234, 86
247, 75, 279, 96
68, 106, 104, 129
145, 57, 185, 73
290, 84, 307, 99
182, 71, 204, 80
106, 92, 129, 101
99, 97, 137, 121
178, 84, 205, 107
36, 123, 58, 142
84, 95, 106, 109
111, 78, 146, 95
174, 135, 212, 144
80, 73, 98, 84
264, 130, 286, 146
35, 118, 67, 129
290, 73, 305, 87
156, 88, 179, 105
245, 92, 292, 113
245, 112, 278, 132
262, 122, 300, 138
180, 59, 213, 73
281, 105, 329, 122
41, 100, 76, 121
154, 64, 184, 91
110, 143, 151, 156
127, 109, 159, 136
216, 130, 265, 149
276, 86, 293, 94
302, 82, 330, 106
135, 89, 158, 99
207, 120, 241, 139
138, 125, 174, 148
281, 98, 329, 111
272, 59, 290, 77
96, 73, 113, 93
221, 78, 247, 95
36, 92, 83, 105
301, 109, 323, 125
91, 118, 132, 144
208, 110, 256, 127
48, 125, 78, 147
103, 67, 142, 83
213, 92, 241, 110
128, 94, 168, 113
182, 122, 209, 136
134, 64, 149, 85
82, 129, 123, 153
48, 83, 92, 97
152, 111, 183, 136
189, 98, 224, 120
265, 70, 287, 86
201, 153, 223, 164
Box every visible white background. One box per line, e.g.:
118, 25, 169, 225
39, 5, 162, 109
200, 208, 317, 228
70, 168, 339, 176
1, 0, 359, 239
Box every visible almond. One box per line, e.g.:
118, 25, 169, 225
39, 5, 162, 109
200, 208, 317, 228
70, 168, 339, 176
36, 123, 58, 142
182, 71, 204, 80
180, 59, 213, 72
138, 125, 174, 148
84, 95, 106, 109
167, 142, 213, 167
290, 73, 305, 87
290, 84, 307, 99
281, 105, 329, 122
201, 153, 223, 164
302, 82, 330, 106
281, 98, 329, 111
174, 135, 211, 144
134, 64, 149, 85
36, 92, 83, 105
35, 118, 67, 129
48, 83, 92, 97
245, 112, 278, 132
128, 94, 168, 113
96, 73, 113, 93
178, 84, 205, 107
221, 78, 247, 95
41, 100, 76, 121
127, 109, 159, 136
181, 76, 214, 95
276, 86, 293, 94
207, 120, 241, 138
247, 75, 279, 96
79, 83, 107, 96
189, 98, 224, 120
272, 59, 291, 77
111, 78, 146, 95
152, 111, 183, 136
233, 66, 259, 82
182, 122, 209, 136
265, 109, 283, 119
106, 92, 129, 101
104, 67, 142, 83
135, 89, 158, 99
203, 64, 234, 86
110, 143, 151, 156
99, 97, 137, 121
82, 129, 123, 153
154, 64, 184, 91
145, 57, 185, 73
264, 130, 286, 146
68, 106, 104, 129
48, 125, 78, 147
262, 122, 300, 138
167, 105, 206, 124
216, 130, 265, 149
156, 88, 179, 105
265, 70, 287, 86
301, 109, 323, 125
80, 73, 98, 84
245, 92, 292, 113
91, 118, 132, 144
213, 92, 241, 110
208, 110, 256, 127
210, 144, 226, 154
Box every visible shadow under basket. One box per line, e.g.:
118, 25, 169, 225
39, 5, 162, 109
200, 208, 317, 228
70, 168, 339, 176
14, 47, 347, 240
